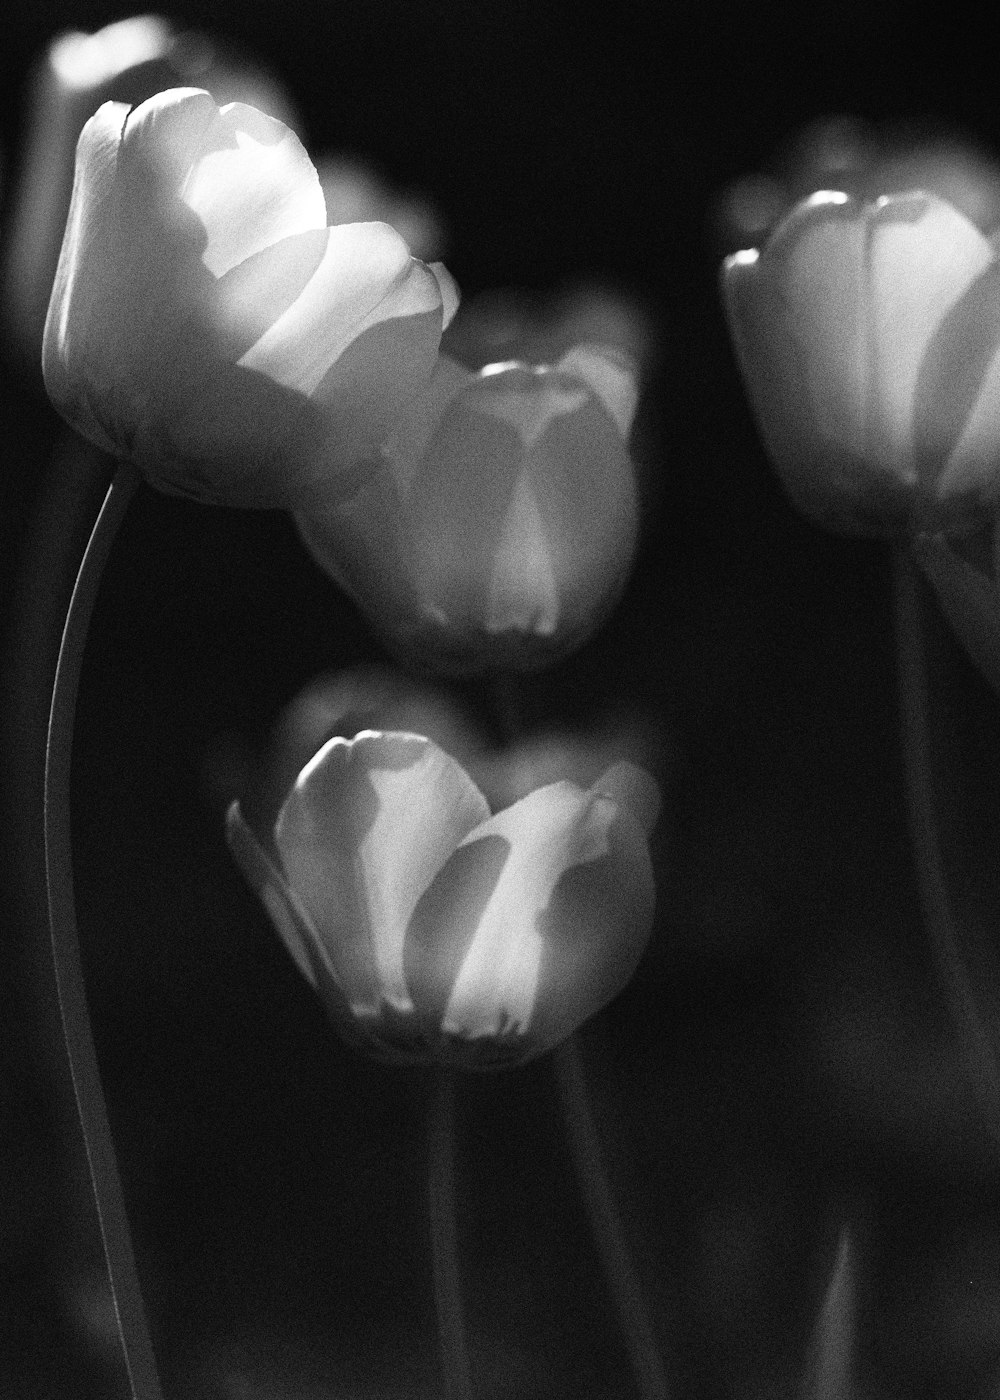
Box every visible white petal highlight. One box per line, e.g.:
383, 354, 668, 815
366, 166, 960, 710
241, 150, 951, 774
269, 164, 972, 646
439, 782, 617, 1040
276, 732, 489, 1016
868, 192, 993, 480
186, 101, 327, 277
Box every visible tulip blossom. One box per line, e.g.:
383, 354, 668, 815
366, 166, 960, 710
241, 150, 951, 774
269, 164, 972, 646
42, 87, 458, 508
721, 189, 1000, 536
296, 344, 641, 672
226, 731, 659, 1069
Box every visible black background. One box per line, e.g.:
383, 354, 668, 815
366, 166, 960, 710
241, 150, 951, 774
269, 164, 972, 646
4, 2, 1000, 1397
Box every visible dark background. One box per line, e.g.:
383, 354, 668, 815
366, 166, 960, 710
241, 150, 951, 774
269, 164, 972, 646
4, 2, 1000, 1397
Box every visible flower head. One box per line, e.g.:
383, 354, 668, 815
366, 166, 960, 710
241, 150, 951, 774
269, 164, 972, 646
296, 343, 641, 673
227, 731, 659, 1069
722, 189, 1000, 536
42, 87, 458, 507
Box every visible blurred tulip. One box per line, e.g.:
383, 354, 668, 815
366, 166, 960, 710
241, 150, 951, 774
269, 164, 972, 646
722, 189, 1000, 536
297, 344, 641, 672
227, 730, 659, 1068
713, 115, 1000, 255
317, 153, 447, 263
443, 281, 655, 377
42, 87, 458, 507
3, 15, 299, 374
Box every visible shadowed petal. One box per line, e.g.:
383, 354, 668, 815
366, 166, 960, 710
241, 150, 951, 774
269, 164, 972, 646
764, 192, 868, 466
868, 192, 993, 481
239, 222, 446, 442
428, 779, 655, 1052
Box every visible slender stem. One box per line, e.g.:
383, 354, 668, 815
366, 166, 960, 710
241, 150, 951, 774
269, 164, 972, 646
427, 1070, 473, 1400
893, 545, 1000, 1150
44, 461, 163, 1400
801, 1223, 854, 1400
554, 1036, 669, 1400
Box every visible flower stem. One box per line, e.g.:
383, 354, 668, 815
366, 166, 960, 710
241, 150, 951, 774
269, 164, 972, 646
44, 460, 163, 1400
893, 545, 1000, 1151
554, 1035, 669, 1400
427, 1070, 473, 1400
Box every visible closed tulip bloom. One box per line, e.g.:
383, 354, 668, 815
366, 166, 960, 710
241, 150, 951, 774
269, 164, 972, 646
297, 344, 640, 672
722, 189, 1000, 535
226, 731, 659, 1069
43, 87, 458, 507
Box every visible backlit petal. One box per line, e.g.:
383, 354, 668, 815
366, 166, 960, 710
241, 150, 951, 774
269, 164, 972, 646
419, 779, 655, 1053
867, 191, 993, 482
275, 732, 489, 1017
118, 89, 326, 278
240, 222, 445, 443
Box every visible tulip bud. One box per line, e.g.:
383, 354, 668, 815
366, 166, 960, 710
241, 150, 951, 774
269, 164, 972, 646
296, 344, 641, 673
722, 189, 1000, 536
226, 731, 658, 1069
4, 16, 299, 375
42, 87, 458, 508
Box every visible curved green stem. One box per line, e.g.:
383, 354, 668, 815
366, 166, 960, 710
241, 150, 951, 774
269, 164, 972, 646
893, 545, 1000, 1150
427, 1070, 473, 1400
44, 460, 163, 1399
554, 1035, 669, 1400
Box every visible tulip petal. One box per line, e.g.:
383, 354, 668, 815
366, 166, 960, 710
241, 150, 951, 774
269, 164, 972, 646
226, 801, 423, 1060
226, 801, 331, 992
43, 99, 131, 453
294, 458, 419, 624
414, 779, 655, 1054
867, 192, 994, 483
556, 344, 638, 437
429, 261, 461, 329
722, 213, 916, 534
525, 385, 639, 631
120, 90, 326, 278
239, 222, 446, 443
487, 471, 560, 635
380, 354, 473, 494
916, 256, 1000, 509
275, 732, 490, 1018
761, 192, 869, 467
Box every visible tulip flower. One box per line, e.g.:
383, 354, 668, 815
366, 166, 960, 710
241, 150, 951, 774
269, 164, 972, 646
296, 343, 641, 672
42, 87, 458, 508
722, 189, 1000, 536
3, 16, 299, 373
226, 731, 659, 1069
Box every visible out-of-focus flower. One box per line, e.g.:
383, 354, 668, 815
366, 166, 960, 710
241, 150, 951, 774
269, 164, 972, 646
42, 87, 458, 507
3, 15, 299, 373
443, 282, 655, 377
226, 730, 659, 1068
296, 344, 640, 672
713, 115, 1000, 255
317, 154, 447, 263
722, 189, 1000, 536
